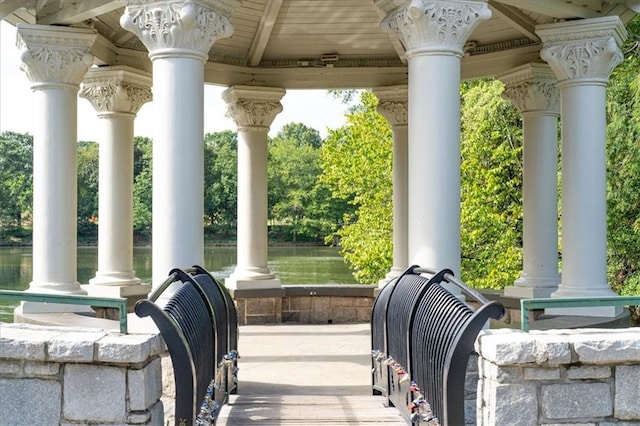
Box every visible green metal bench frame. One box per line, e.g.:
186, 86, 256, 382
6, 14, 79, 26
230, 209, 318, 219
0, 290, 128, 334
520, 296, 640, 332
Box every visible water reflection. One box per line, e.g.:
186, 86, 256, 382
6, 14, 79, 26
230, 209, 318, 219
0, 245, 359, 322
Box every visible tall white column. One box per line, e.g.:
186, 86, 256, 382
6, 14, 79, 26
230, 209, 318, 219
80, 66, 153, 299
373, 85, 408, 284
223, 86, 286, 290
15, 24, 96, 314
121, 0, 239, 293
537, 16, 626, 317
376, 0, 491, 278
499, 64, 561, 298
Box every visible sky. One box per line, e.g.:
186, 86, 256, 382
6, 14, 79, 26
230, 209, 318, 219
0, 21, 349, 140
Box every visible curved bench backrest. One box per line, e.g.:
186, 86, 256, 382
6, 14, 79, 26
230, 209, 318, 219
409, 282, 504, 425
135, 282, 215, 425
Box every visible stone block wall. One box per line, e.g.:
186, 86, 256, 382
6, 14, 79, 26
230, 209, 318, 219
231, 285, 376, 325
475, 328, 640, 426
0, 323, 165, 426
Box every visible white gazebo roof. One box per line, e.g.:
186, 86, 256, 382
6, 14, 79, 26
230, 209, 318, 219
2, 0, 638, 88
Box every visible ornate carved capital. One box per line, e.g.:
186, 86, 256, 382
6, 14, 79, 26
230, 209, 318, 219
537, 16, 626, 86
120, 0, 239, 61
16, 24, 96, 87
222, 86, 286, 129
373, 85, 408, 126
376, 0, 491, 58
80, 66, 153, 115
499, 63, 559, 115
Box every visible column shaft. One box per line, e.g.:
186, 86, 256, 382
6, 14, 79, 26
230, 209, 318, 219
31, 87, 79, 289
408, 54, 462, 275
236, 129, 271, 277
152, 57, 205, 285
559, 84, 608, 295
516, 113, 560, 291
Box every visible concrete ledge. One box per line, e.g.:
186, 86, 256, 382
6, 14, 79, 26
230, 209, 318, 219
282, 285, 376, 298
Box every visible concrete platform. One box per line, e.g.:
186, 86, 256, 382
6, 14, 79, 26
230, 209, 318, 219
216, 323, 406, 425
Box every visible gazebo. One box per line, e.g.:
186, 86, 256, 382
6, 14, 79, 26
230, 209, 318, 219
1, 0, 637, 319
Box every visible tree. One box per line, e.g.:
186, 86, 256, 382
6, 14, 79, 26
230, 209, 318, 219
204, 131, 238, 235
320, 91, 393, 283
460, 79, 523, 289
271, 122, 322, 148
268, 123, 329, 241
77, 141, 99, 237
0, 131, 33, 229
133, 137, 152, 235
606, 16, 640, 297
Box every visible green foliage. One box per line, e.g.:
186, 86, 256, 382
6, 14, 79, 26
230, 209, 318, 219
0, 131, 33, 230
132, 137, 152, 235
204, 131, 238, 232
320, 91, 393, 283
460, 80, 523, 289
606, 17, 640, 296
268, 123, 337, 242
77, 141, 99, 237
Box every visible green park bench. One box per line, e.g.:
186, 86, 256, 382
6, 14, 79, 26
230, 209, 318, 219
520, 295, 640, 332
0, 290, 128, 333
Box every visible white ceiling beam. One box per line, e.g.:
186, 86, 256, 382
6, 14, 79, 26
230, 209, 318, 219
493, 0, 603, 18
0, 0, 35, 21
38, 0, 123, 25
489, 3, 539, 41
247, 0, 283, 67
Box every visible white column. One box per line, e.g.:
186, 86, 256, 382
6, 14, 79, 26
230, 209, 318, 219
223, 86, 285, 290
373, 85, 408, 285
376, 0, 491, 278
537, 16, 626, 317
14, 24, 96, 314
499, 64, 561, 298
80, 66, 153, 299
121, 0, 239, 293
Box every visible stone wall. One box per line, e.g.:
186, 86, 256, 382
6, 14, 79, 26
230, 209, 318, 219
475, 328, 640, 426
0, 323, 165, 426
231, 285, 376, 325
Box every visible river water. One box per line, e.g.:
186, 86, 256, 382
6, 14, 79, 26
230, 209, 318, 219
0, 245, 359, 322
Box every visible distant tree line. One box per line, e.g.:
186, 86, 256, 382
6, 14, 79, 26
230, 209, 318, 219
0, 122, 355, 246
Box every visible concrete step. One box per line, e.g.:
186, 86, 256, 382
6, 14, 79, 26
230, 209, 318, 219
217, 394, 407, 425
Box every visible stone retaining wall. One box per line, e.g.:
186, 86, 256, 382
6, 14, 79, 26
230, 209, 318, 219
231, 285, 377, 325
475, 328, 640, 426
0, 323, 165, 426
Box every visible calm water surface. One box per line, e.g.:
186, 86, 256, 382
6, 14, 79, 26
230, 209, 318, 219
0, 245, 359, 322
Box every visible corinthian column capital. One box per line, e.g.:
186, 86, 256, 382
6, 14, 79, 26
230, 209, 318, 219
80, 66, 153, 115
499, 63, 560, 116
120, 0, 240, 61
537, 16, 626, 87
375, 0, 491, 58
373, 85, 408, 127
16, 24, 96, 88
222, 86, 286, 130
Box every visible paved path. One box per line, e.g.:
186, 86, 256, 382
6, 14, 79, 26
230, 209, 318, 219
217, 323, 406, 425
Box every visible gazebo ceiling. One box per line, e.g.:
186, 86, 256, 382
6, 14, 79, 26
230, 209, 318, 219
2, 0, 638, 88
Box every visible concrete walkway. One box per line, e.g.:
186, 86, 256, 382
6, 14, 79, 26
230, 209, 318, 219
216, 323, 406, 425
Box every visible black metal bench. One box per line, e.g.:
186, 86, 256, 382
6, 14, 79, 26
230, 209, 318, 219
135, 266, 239, 426
371, 265, 505, 425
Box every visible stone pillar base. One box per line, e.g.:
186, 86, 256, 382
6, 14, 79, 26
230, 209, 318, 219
85, 282, 152, 314
504, 285, 557, 299
225, 277, 281, 291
